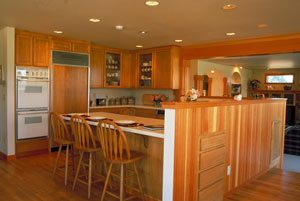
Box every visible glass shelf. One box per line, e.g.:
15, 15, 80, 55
139, 53, 152, 87
105, 52, 121, 87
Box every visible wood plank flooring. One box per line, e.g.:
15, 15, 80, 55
1, 154, 300, 201
225, 168, 300, 201
0, 153, 142, 201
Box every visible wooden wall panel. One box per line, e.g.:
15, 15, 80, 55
172, 101, 286, 201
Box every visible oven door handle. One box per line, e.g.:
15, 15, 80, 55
18, 111, 48, 115
17, 78, 49, 82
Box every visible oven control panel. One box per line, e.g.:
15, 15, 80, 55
17, 67, 49, 80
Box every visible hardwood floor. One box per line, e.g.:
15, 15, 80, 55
0, 153, 142, 201
1, 154, 300, 201
225, 169, 300, 201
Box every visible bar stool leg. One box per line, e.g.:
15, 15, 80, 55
71, 145, 75, 176
88, 152, 93, 199
73, 151, 84, 190
64, 144, 69, 186
120, 164, 124, 201
134, 163, 145, 201
101, 163, 113, 201
53, 144, 62, 177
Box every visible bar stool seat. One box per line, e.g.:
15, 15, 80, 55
50, 113, 75, 186
96, 120, 146, 201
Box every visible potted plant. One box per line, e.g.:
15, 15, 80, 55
248, 79, 261, 90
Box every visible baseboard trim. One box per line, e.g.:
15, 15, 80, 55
0, 151, 16, 161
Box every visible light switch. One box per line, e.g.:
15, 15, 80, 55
227, 165, 231, 176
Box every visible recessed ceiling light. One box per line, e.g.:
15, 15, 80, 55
136, 45, 143, 48
239, 66, 243, 69
222, 4, 237, 10
89, 18, 101, 23
257, 24, 268, 28
210, 70, 215, 73
226, 32, 236, 36
115, 25, 124, 30
53, 30, 63, 34
140, 31, 148, 34
175, 39, 183, 43
145, 0, 160, 6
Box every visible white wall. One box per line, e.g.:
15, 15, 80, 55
190, 60, 253, 97
0, 27, 15, 155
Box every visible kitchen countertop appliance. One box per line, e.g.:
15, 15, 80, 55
16, 67, 49, 140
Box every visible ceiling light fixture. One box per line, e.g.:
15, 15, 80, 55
210, 70, 215, 74
239, 66, 243, 69
53, 30, 63, 34
257, 24, 268, 28
136, 45, 143, 48
140, 31, 148, 34
222, 4, 237, 10
145, 1, 160, 6
175, 39, 183, 43
89, 18, 101, 23
115, 25, 124, 30
226, 32, 236, 36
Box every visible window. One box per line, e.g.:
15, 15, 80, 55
265, 74, 294, 84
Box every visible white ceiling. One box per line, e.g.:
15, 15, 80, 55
205, 53, 300, 69
1, 0, 300, 50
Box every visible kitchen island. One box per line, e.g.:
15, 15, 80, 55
63, 112, 164, 200
162, 98, 286, 201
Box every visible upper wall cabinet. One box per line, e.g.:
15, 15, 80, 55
122, 51, 137, 88
138, 50, 154, 88
16, 30, 50, 67
154, 46, 180, 89
104, 49, 122, 87
52, 37, 90, 53
90, 45, 105, 88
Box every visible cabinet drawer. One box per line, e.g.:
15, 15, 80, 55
198, 180, 224, 201
199, 164, 225, 190
200, 133, 226, 151
199, 146, 226, 171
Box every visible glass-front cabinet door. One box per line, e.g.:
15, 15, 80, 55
105, 52, 121, 87
139, 53, 153, 87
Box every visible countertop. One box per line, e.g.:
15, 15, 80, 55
62, 112, 164, 139
162, 98, 287, 109
90, 104, 165, 111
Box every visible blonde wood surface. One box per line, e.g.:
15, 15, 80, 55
15, 32, 33, 66
90, 45, 105, 88
121, 51, 136, 88
70, 115, 101, 199
16, 138, 49, 157
170, 100, 286, 201
97, 120, 145, 201
52, 65, 88, 114
33, 35, 50, 67
154, 46, 180, 89
51, 38, 72, 51
50, 113, 75, 186
72, 41, 90, 53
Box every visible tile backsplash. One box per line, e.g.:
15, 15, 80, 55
90, 88, 174, 105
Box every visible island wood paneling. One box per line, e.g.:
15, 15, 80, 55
170, 100, 286, 201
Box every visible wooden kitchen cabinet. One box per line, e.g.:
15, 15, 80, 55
16, 30, 50, 67
33, 36, 50, 67
16, 33, 33, 66
154, 46, 180, 89
121, 51, 137, 88
51, 38, 72, 51
90, 45, 105, 88
52, 37, 90, 53
104, 49, 122, 88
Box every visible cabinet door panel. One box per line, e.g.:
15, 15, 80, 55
16, 34, 33, 66
90, 47, 105, 88
154, 49, 172, 89
33, 36, 49, 67
72, 42, 90, 53
121, 52, 136, 88
52, 39, 72, 52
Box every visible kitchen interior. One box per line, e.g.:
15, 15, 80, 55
1, 1, 300, 201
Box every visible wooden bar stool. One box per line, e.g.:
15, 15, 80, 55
96, 120, 145, 201
70, 115, 102, 199
50, 113, 75, 186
